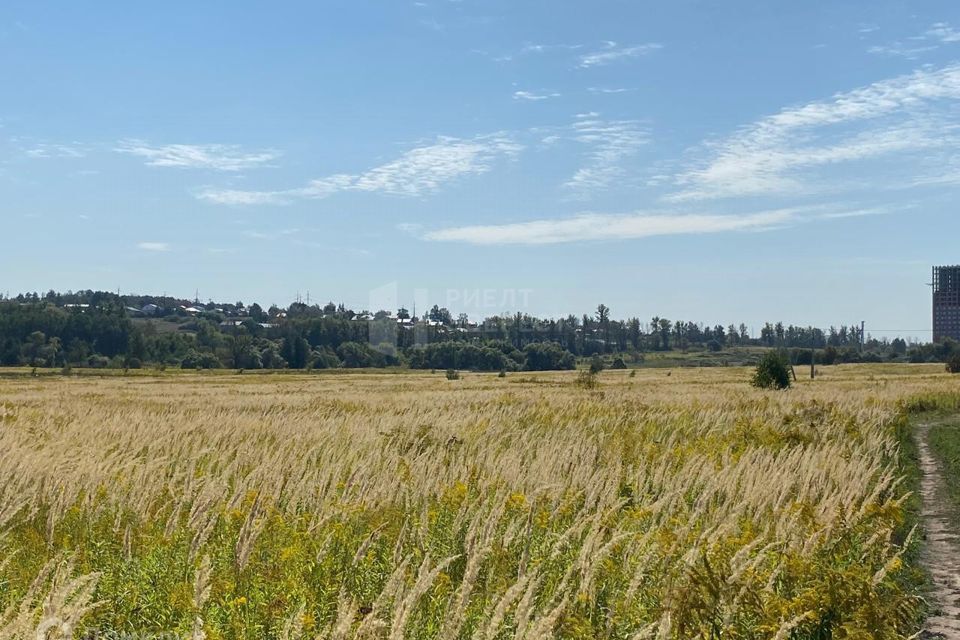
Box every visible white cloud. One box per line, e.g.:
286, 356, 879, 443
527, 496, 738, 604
481, 42, 583, 63
513, 90, 560, 101
578, 42, 662, 68
520, 42, 582, 54
564, 116, 648, 193
137, 242, 170, 252
867, 42, 937, 59
669, 64, 960, 201
867, 22, 960, 58
588, 87, 634, 94
116, 140, 279, 171
196, 189, 286, 206
242, 228, 299, 240
424, 209, 795, 245
199, 133, 522, 205
926, 22, 960, 43
351, 135, 521, 195
24, 143, 86, 158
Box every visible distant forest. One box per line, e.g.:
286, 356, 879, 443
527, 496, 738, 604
0, 290, 952, 371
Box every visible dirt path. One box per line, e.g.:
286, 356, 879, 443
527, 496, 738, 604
915, 420, 960, 638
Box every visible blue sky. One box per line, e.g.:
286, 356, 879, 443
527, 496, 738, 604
2, 1, 959, 338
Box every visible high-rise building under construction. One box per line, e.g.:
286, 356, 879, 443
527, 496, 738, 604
933, 265, 960, 342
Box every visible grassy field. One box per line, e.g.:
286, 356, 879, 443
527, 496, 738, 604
0, 364, 957, 639
928, 416, 960, 528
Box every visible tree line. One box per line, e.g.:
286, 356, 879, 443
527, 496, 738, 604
0, 290, 942, 371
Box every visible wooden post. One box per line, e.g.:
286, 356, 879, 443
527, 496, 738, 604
810, 349, 815, 379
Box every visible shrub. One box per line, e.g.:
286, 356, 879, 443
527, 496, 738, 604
337, 342, 387, 368
946, 353, 960, 374
408, 342, 511, 371
576, 369, 599, 389
498, 369, 506, 378
446, 368, 460, 380
752, 351, 792, 390
523, 342, 576, 371
87, 355, 110, 369
611, 356, 627, 369
180, 349, 221, 370
589, 354, 605, 375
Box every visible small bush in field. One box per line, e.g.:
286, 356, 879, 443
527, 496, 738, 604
752, 351, 791, 390
576, 369, 599, 389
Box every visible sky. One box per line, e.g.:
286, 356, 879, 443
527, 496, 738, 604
2, 1, 960, 339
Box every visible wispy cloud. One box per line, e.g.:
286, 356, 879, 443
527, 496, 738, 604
578, 41, 662, 68
480, 42, 582, 63
513, 90, 560, 101
564, 115, 648, 194
137, 242, 170, 252
668, 64, 960, 201
926, 22, 960, 43
24, 143, 86, 159
424, 209, 796, 245
868, 21, 960, 58
867, 42, 937, 59
242, 228, 299, 240
116, 140, 279, 171
199, 133, 522, 205
588, 87, 634, 94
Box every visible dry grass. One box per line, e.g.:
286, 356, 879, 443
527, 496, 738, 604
0, 364, 955, 638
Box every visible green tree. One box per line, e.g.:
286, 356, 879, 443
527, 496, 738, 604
751, 351, 791, 390
946, 353, 960, 374
658, 318, 672, 351
589, 354, 605, 374
596, 304, 610, 352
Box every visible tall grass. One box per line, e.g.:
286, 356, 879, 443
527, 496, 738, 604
0, 365, 953, 638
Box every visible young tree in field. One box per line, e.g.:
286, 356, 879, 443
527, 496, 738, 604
589, 353, 605, 374
752, 351, 792, 389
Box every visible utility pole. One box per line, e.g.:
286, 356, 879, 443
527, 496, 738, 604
810, 349, 815, 379
860, 320, 865, 353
